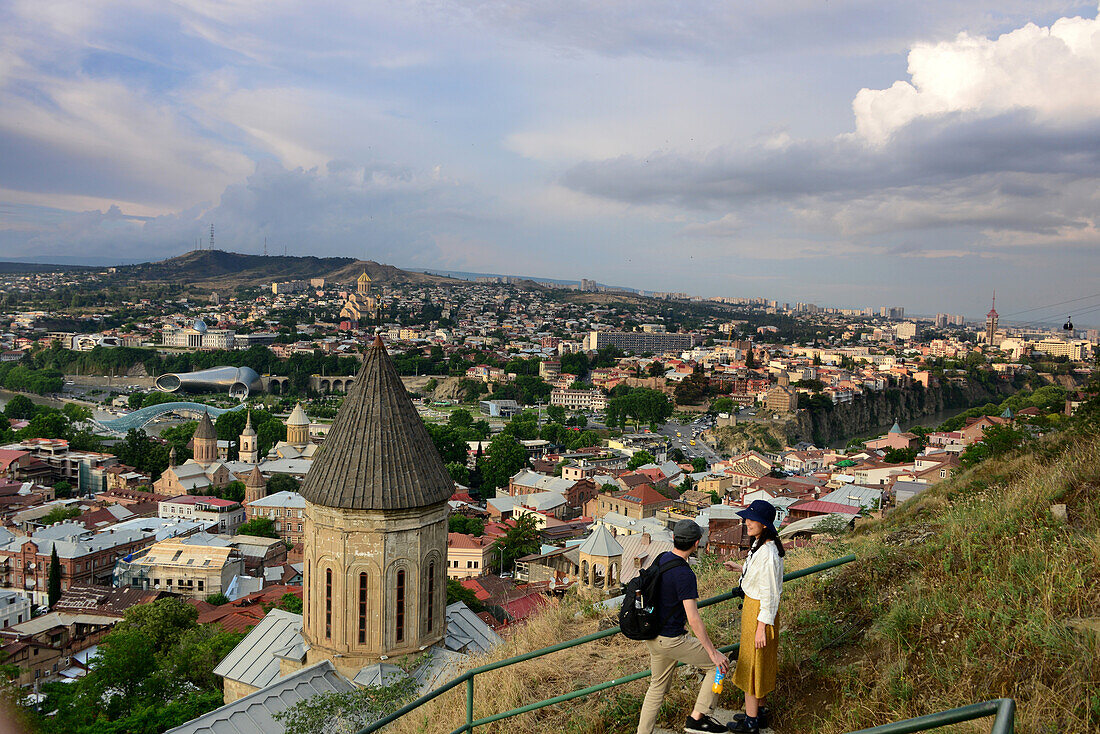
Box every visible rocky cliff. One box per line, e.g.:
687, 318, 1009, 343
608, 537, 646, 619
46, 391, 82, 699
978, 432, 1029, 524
791, 377, 1019, 446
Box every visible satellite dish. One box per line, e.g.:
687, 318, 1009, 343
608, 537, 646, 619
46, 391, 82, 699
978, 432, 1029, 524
1063, 316, 1074, 332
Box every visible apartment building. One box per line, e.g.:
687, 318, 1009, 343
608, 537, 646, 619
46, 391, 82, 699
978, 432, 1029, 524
159, 495, 247, 535
116, 539, 243, 599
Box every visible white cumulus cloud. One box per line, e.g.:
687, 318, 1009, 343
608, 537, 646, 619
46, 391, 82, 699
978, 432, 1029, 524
854, 6, 1100, 144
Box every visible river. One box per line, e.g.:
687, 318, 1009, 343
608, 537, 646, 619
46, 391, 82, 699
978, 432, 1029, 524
830, 405, 973, 448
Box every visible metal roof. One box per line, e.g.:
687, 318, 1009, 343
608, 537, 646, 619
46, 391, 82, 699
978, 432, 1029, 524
577, 524, 623, 558
213, 608, 303, 689
165, 660, 354, 734
299, 337, 454, 511
443, 601, 503, 656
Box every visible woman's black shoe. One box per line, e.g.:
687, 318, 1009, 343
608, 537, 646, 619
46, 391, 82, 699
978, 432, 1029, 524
731, 708, 770, 729
726, 717, 758, 734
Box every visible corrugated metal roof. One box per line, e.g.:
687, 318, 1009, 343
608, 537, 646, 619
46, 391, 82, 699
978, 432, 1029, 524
443, 601, 503, 656
577, 524, 623, 557
165, 660, 353, 734
212, 609, 302, 689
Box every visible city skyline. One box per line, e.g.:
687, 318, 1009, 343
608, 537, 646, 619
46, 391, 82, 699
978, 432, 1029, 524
1, 2, 1099, 316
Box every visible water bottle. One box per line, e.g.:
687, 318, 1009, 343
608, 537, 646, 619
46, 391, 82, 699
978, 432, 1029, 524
712, 667, 724, 694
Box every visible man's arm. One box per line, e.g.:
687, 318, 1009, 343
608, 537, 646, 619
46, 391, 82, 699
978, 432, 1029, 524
684, 598, 729, 673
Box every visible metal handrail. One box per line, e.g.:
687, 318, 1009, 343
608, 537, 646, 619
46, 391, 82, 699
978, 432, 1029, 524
847, 698, 1016, 734
360, 553, 857, 734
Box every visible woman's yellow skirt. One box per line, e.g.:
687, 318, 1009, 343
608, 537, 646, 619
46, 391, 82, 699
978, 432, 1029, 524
732, 595, 777, 698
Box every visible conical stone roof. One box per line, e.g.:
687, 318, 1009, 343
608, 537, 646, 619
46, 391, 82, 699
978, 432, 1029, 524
298, 336, 454, 511
194, 410, 217, 440
241, 411, 256, 436
245, 466, 266, 488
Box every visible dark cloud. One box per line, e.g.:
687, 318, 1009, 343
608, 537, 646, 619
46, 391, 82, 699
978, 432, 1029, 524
560, 112, 1100, 238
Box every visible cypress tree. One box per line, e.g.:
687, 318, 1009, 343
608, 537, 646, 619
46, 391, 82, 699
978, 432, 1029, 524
48, 545, 62, 608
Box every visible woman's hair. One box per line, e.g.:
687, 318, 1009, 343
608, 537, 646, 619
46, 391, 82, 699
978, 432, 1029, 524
751, 524, 786, 558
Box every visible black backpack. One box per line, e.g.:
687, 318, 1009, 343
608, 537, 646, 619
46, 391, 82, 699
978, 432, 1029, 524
618, 554, 689, 640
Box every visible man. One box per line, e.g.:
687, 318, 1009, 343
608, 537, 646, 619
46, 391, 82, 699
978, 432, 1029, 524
636, 519, 730, 734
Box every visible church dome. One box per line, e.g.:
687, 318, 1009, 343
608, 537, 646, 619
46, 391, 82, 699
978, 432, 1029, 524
299, 336, 453, 511
287, 403, 309, 426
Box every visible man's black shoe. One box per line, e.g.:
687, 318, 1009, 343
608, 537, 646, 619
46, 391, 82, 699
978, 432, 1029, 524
731, 708, 770, 729
726, 716, 759, 734
684, 714, 728, 733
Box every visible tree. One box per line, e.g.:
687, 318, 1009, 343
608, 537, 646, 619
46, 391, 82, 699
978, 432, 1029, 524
627, 450, 655, 470
480, 433, 528, 491
446, 578, 484, 611
277, 593, 303, 614
52, 480, 72, 498
205, 593, 229, 606
48, 545, 62, 608
273, 676, 416, 734
882, 447, 919, 464
960, 424, 1031, 468
425, 423, 468, 464
449, 515, 485, 536
493, 513, 541, 573
236, 517, 279, 538
647, 361, 665, 377
267, 473, 300, 494
745, 350, 755, 368
443, 460, 468, 487
710, 397, 734, 414
211, 480, 246, 503
546, 404, 566, 424
691, 457, 707, 473
41, 505, 81, 525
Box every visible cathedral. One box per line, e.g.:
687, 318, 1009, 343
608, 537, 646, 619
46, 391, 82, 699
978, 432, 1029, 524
339, 271, 381, 324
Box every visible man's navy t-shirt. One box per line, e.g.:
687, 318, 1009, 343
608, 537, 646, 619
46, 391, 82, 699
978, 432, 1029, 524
654, 551, 698, 637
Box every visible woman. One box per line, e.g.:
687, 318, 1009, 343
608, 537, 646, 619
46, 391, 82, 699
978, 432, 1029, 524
723, 499, 785, 733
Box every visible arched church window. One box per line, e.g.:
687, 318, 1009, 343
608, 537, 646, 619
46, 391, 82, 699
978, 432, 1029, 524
426, 562, 435, 633
396, 569, 406, 643
358, 572, 368, 644
325, 568, 332, 639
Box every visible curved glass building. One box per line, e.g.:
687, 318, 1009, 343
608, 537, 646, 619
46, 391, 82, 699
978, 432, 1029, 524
155, 366, 263, 399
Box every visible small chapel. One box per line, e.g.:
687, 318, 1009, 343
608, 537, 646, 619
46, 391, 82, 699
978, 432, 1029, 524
208, 336, 502, 714
297, 335, 452, 674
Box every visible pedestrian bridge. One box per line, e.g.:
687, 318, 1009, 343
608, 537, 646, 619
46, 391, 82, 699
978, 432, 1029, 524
94, 401, 246, 434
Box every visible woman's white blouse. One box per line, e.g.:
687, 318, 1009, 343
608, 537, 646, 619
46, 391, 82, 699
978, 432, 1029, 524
738, 541, 784, 626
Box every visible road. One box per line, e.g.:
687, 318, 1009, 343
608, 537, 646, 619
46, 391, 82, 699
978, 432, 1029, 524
657, 417, 723, 466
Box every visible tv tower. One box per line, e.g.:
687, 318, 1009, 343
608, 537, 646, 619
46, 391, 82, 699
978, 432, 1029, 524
209, 224, 215, 251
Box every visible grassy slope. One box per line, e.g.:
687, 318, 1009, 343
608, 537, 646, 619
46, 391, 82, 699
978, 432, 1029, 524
392, 433, 1099, 734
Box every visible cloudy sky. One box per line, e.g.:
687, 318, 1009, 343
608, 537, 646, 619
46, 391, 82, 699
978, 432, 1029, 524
2, 1, 1099, 320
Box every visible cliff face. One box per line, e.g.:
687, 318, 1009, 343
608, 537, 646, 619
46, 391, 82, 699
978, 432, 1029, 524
791, 378, 1018, 446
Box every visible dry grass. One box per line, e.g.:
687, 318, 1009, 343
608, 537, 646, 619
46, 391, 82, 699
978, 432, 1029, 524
391, 432, 1100, 734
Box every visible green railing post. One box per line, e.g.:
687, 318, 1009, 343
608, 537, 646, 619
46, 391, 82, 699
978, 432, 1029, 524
465, 676, 474, 733
359, 553, 857, 734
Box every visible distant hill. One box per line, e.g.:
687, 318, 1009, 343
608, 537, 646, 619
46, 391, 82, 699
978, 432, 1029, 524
0, 261, 92, 274
116, 250, 459, 289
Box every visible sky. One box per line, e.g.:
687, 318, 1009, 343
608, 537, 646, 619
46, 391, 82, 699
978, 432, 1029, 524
1, 1, 1099, 322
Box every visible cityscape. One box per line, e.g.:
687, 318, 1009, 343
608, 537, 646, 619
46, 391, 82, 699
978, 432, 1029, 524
0, 3, 1098, 734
